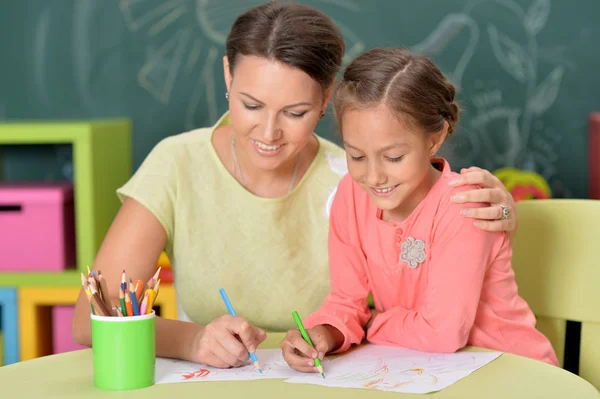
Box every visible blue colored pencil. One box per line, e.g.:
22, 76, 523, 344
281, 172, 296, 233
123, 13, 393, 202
219, 288, 262, 373
129, 279, 139, 316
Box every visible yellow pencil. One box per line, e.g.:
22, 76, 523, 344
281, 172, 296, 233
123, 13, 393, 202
146, 279, 161, 313
145, 289, 157, 314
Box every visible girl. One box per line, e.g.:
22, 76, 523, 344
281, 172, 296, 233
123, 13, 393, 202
280, 48, 558, 371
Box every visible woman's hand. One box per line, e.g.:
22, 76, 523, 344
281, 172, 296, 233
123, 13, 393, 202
188, 315, 266, 368
449, 166, 518, 237
280, 325, 337, 373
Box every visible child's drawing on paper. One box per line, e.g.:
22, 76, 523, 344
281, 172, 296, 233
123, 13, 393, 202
180, 368, 214, 380
229, 358, 293, 378
362, 365, 446, 390
155, 349, 300, 384
332, 358, 389, 381
332, 359, 438, 391
262, 359, 296, 372
285, 344, 502, 394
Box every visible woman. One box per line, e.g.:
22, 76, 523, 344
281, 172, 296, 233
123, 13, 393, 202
72, 1, 517, 369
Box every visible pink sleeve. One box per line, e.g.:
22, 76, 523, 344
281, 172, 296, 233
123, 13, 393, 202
303, 177, 372, 353
366, 199, 509, 353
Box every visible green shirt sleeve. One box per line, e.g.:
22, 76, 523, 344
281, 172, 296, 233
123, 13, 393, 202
116, 138, 178, 253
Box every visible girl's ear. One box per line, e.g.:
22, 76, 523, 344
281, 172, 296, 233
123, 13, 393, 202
428, 121, 449, 156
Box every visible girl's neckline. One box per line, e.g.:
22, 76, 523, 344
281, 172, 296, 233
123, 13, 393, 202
207, 112, 325, 204
375, 158, 448, 227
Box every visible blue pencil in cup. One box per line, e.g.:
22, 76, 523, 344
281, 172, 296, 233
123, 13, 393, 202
129, 279, 139, 316
219, 288, 263, 374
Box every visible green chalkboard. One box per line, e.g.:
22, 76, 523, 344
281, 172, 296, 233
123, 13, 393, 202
1, 0, 599, 197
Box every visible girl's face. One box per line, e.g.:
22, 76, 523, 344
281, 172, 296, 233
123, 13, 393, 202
224, 55, 331, 172
341, 104, 446, 220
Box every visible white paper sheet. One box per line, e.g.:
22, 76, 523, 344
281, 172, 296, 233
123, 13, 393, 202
155, 345, 502, 393
155, 349, 298, 384
285, 345, 502, 394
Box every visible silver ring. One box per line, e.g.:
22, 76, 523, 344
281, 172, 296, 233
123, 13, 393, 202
499, 204, 510, 220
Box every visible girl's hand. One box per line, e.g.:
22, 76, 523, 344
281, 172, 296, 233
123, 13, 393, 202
280, 325, 336, 373
188, 315, 266, 368
449, 166, 518, 236
365, 309, 380, 330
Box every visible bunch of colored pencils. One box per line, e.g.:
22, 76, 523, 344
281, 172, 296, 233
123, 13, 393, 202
81, 267, 161, 317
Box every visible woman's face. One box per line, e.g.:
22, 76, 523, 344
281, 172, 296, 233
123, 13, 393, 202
224, 55, 329, 172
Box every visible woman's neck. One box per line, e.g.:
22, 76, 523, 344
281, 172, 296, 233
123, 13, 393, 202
214, 125, 318, 198
235, 142, 302, 198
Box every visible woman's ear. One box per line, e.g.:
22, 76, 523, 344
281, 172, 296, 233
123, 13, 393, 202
428, 121, 449, 156
223, 56, 232, 93
322, 78, 337, 109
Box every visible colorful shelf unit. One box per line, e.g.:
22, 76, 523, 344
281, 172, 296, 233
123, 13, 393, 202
0, 120, 132, 285
52, 305, 87, 354
0, 288, 19, 365
18, 285, 178, 361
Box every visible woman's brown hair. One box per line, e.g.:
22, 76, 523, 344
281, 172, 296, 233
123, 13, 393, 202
225, 1, 345, 93
333, 48, 460, 135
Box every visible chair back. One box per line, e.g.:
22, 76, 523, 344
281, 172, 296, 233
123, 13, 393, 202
512, 199, 600, 389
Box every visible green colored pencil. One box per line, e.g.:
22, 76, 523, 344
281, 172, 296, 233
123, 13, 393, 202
119, 285, 127, 316
292, 311, 324, 378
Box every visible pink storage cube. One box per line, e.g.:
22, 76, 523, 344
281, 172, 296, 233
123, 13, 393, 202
0, 183, 76, 271
52, 306, 86, 354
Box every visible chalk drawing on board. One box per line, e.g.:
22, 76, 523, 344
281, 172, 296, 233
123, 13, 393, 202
185, 46, 219, 128
487, 24, 534, 84
184, 39, 203, 76
120, 0, 187, 32
412, 0, 564, 184
196, 0, 266, 45
202, 46, 219, 123
332, 18, 365, 67
33, 7, 52, 108
147, 3, 189, 37
538, 45, 576, 70
410, 13, 479, 88
523, 0, 550, 36
470, 107, 522, 168
118, 0, 365, 130
138, 27, 192, 104
471, 89, 502, 110
72, 0, 93, 112
528, 65, 564, 115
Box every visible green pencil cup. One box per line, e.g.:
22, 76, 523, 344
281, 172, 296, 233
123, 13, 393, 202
91, 311, 156, 390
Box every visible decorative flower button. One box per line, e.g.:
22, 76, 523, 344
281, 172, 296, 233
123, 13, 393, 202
399, 236, 426, 269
